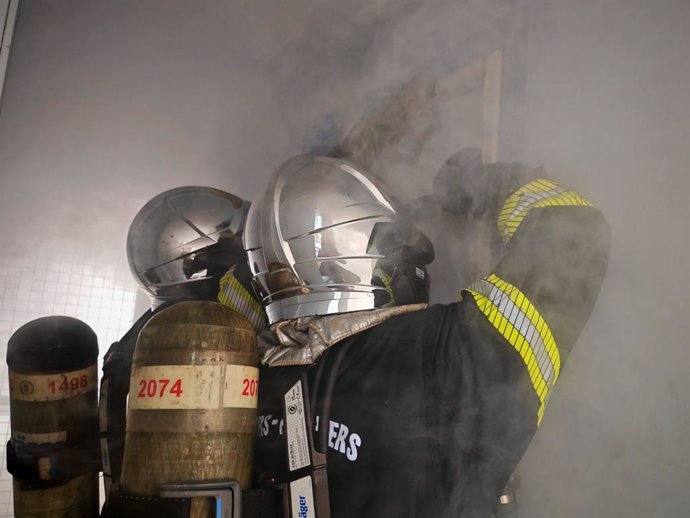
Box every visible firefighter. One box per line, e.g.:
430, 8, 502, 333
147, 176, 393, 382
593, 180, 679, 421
246, 151, 610, 517
99, 186, 265, 516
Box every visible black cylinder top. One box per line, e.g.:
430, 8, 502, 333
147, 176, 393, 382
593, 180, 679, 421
7, 316, 99, 373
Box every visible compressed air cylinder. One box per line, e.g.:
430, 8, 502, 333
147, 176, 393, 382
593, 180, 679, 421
7, 316, 99, 518
120, 301, 258, 517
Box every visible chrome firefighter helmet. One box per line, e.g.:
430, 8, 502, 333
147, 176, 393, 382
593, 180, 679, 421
127, 186, 250, 304
244, 155, 434, 324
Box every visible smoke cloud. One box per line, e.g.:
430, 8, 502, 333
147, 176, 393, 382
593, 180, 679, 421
0, 0, 688, 516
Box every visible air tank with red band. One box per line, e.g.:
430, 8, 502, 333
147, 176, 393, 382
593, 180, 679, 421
6, 316, 100, 518
119, 300, 259, 518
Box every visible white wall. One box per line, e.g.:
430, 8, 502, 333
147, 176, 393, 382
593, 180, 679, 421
517, 0, 690, 516
0, 3, 299, 515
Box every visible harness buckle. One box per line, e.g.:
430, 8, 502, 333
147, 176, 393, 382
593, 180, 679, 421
160, 479, 242, 518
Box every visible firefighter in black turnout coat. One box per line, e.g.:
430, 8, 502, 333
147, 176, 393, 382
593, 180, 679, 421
99, 186, 265, 516
242, 151, 610, 517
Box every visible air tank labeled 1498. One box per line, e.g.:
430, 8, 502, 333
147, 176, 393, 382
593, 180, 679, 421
6, 316, 100, 518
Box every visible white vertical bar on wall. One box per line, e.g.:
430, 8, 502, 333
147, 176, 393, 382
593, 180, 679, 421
482, 49, 503, 164
0, 0, 19, 112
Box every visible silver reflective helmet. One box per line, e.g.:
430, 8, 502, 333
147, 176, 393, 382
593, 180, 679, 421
127, 186, 250, 304
245, 155, 433, 324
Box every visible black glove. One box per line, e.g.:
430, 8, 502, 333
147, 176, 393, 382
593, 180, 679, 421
432, 147, 542, 223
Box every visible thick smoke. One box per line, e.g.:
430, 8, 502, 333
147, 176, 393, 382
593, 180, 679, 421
0, 0, 688, 516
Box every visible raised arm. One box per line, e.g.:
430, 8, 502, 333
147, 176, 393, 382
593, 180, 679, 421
436, 148, 610, 423
423, 149, 610, 515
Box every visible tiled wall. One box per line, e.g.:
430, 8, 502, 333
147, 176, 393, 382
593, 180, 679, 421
0, 248, 139, 517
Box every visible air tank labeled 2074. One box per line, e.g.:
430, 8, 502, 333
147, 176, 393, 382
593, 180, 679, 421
119, 300, 259, 518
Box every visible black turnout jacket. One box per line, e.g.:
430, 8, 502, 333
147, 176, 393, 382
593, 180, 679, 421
253, 174, 610, 517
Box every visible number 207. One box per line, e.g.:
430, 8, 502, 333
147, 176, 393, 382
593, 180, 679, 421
242, 378, 258, 397
137, 379, 183, 398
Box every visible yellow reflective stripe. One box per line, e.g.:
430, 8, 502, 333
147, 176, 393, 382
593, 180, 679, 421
497, 179, 592, 243
464, 273, 560, 425
218, 271, 266, 333
373, 266, 395, 304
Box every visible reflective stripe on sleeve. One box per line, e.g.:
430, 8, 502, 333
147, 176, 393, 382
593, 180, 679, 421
218, 271, 266, 333
464, 273, 560, 425
498, 179, 592, 244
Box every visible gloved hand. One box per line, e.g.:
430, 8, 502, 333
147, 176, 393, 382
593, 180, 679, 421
432, 147, 542, 223
432, 147, 484, 217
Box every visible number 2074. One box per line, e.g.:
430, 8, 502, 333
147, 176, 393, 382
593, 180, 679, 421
137, 378, 183, 398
